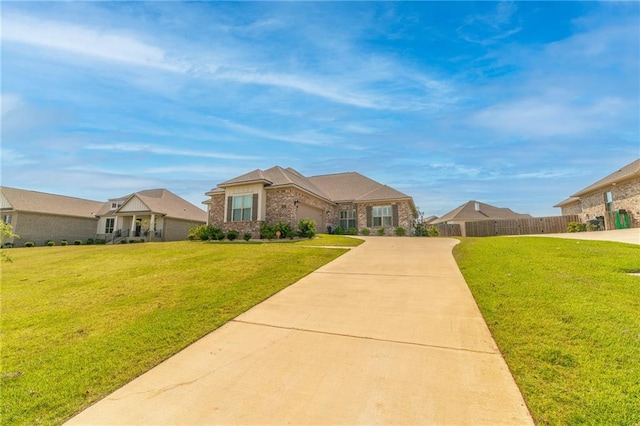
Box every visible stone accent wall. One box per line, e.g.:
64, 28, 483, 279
356, 201, 414, 235
265, 188, 334, 231
575, 178, 640, 228
560, 202, 582, 216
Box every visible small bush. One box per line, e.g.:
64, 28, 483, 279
46, 240, 55, 247
226, 230, 239, 241
414, 223, 428, 237
360, 228, 370, 236
567, 222, 587, 233
297, 218, 316, 239
346, 227, 358, 236
260, 223, 276, 240
3, 242, 15, 248
274, 221, 293, 238
427, 225, 439, 237
120, 240, 128, 244
61, 240, 68, 246
95, 239, 106, 245
333, 226, 344, 235
188, 225, 223, 241
394, 227, 406, 236
74, 240, 82, 245
25, 242, 35, 247
86, 238, 95, 245
243, 232, 252, 241
377, 228, 386, 236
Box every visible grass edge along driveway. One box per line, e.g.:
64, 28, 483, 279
453, 237, 640, 425
1, 236, 360, 425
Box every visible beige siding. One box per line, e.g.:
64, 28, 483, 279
163, 218, 203, 241
119, 196, 149, 213
224, 184, 266, 222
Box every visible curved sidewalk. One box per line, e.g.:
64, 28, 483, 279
66, 237, 533, 425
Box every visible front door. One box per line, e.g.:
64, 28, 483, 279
135, 219, 142, 237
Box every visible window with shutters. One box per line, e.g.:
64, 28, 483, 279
232, 195, 253, 221
373, 206, 392, 227
339, 209, 357, 229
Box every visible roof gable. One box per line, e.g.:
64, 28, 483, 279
97, 189, 206, 222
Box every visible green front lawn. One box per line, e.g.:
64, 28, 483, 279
1, 239, 351, 425
454, 237, 640, 425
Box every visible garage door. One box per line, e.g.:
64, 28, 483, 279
297, 204, 324, 231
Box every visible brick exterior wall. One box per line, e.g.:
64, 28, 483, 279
10, 212, 98, 247
559, 201, 582, 216
566, 178, 640, 229
207, 187, 416, 237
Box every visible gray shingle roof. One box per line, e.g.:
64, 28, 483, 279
432, 200, 532, 224
571, 158, 640, 197
97, 189, 206, 222
308, 172, 412, 203
0, 187, 103, 218
209, 166, 414, 206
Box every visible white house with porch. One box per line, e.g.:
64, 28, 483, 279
95, 189, 207, 243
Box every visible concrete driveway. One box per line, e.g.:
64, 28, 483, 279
525, 228, 639, 245
66, 237, 533, 425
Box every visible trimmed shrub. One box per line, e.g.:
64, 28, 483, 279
25, 242, 35, 247
74, 240, 82, 245
120, 240, 128, 244
86, 238, 95, 245
427, 225, 439, 237
243, 232, 252, 242
394, 227, 406, 236
346, 227, 358, 236
95, 239, 107, 245
3, 242, 15, 248
226, 229, 239, 241
568, 221, 587, 233
46, 240, 55, 246
274, 221, 293, 239
333, 226, 344, 235
360, 228, 370, 236
377, 228, 386, 236
61, 240, 68, 246
297, 218, 316, 239
260, 223, 276, 240
188, 225, 223, 241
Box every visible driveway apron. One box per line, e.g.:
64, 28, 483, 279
66, 237, 533, 425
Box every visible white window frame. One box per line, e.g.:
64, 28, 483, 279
373, 206, 392, 227
105, 218, 115, 234
339, 209, 357, 229
232, 195, 252, 222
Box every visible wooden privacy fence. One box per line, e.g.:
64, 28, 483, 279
463, 215, 580, 237
433, 223, 462, 237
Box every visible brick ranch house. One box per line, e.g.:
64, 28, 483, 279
1, 187, 206, 246
554, 158, 640, 229
204, 166, 416, 237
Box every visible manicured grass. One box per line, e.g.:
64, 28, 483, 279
295, 234, 364, 247
453, 237, 640, 425
1, 240, 349, 425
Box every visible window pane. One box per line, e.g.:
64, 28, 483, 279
383, 216, 392, 226
373, 217, 381, 227
233, 209, 241, 221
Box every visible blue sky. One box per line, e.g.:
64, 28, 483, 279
2, 1, 638, 217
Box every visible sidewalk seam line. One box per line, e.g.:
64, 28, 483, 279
231, 319, 497, 356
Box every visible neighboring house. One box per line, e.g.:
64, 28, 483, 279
431, 200, 532, 225
0, 187, 104, 247
204, 166, 416, 236
95, 189, 207, 242
554, 158, 640, 229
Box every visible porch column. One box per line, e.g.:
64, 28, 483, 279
151, 214, 156, 238
130, 214, 137, 236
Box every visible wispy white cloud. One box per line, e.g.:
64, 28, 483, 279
457, 2, 521, 45
210, 117, 339, 146
1, 93, 24, 117
85, 143, 258, 161
1, 13, 188, 72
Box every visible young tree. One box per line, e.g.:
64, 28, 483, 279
1, 222, 19, 262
